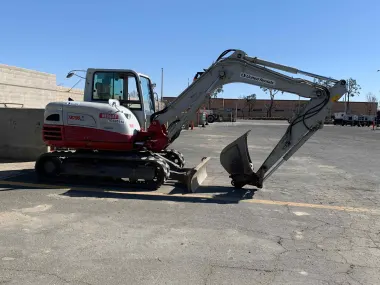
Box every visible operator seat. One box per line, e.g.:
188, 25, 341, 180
95, 82, 111, 100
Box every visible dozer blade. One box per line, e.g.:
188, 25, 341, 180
185, 157, 211, 193
220, 130, 262, 189
170, 157, 211, 193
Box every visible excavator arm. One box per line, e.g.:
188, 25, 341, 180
149, 49, 347, 189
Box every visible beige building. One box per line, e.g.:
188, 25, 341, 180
0, 63, 377, 117
163, 97, 378, 119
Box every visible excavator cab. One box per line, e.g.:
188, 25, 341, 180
83, 68, 156, 130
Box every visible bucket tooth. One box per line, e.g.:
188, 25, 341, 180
220, 130, 262, 189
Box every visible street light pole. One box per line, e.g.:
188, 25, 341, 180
161, 68, 164, 102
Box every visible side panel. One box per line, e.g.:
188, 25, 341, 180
67, 112, 96, 128
42, 101, 141, 151
62, 104, 100, 142
43, 123, 136, 151
44, 102, 64, 126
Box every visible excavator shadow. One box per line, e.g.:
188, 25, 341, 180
0, 169, 258, 204
168, 183, 257, 200
0, 169, 34, 180
60, 185, 257, 204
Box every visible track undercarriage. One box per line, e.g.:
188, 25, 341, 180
35, 149, 210, 192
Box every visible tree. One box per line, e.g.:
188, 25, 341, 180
346, 78, 361, 113
314, 77, 361, 114
366, 92, 378, 115
260, 87, 283, 117
313, 77, 335, 88
243, 93, 257, 117
313, 77, 336, 119
208, 86, 223, 109
237, 95, 247, 118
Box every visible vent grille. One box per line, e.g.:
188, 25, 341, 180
43, 126, 63, 141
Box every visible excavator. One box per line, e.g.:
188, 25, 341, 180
35, 49, 347, 192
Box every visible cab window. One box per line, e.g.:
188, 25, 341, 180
92, 72, 142, 109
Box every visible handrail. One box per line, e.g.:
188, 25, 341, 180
0, 103, 24, 108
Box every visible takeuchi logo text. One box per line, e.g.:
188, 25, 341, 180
240, 72, 276, 86
69, 115, 81, 120
99, 113, 119, 119
68, 115, 84, 121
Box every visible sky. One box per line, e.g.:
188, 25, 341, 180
0, 0, 380, 103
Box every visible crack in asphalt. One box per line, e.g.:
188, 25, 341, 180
347, 272, 365, 285
268, 211, 380, 284
205, 264, 280, 285
227, 204, 380, 284
0, 267, 93, 285
203, 265, 213, 285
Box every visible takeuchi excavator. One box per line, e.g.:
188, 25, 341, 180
35, 49, 347, 192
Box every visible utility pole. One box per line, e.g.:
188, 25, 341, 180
347, 79, 352, 114
161, 68, 164, 102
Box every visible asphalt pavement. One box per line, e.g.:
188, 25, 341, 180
0, 120, 379, 285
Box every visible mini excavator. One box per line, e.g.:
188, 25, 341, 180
35, 49, 347, 192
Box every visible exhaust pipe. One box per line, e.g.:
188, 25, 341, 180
220, 130, 263, 189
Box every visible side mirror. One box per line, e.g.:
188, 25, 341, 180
108, 99, 120, 107
151, 83, 157, 89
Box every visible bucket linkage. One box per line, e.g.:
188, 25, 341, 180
159, 154, 212, 193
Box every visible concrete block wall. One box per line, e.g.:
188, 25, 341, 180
0, 64, 85, 109
0, 63, 167, 110
56, 86, 84, 102
0, 64, 57, 108
0, 108, 47, 161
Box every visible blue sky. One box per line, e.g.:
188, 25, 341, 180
1, 0, 379, 102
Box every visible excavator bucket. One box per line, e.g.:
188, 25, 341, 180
220, 130, 262, 188
220, 130, 254, 176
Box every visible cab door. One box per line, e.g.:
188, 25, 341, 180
139, 75, 156, 130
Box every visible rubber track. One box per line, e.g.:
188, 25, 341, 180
35, 150, 171, 190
